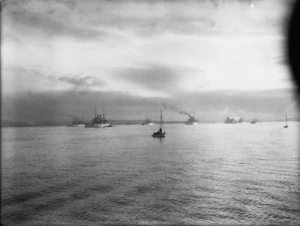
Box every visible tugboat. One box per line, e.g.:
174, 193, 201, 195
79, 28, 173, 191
152, 110, 166, 138
85, 105, 112, 128
224, 116, 244, 124
284, 113, 288, 128
141, 117, 155, 126
68, 116, 85, 127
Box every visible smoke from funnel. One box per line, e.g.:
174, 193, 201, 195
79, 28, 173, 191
162, 103, 195, 119
162, 103, 181, 112
179, 111, 193, 118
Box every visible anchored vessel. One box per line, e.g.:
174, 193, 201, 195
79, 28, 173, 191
141, 117, 155, 126
152, 110, 166, 138
183, 111, 199, 125
250, 118, 257, 124
185, 116, 199, 125
85, 106, 112, 128
284, 114, 288, 128
68, 116, 85, 127
224, 116, 244, 124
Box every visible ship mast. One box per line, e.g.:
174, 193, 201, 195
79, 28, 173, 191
160, 110, 163, 130
103, 104, 105, 120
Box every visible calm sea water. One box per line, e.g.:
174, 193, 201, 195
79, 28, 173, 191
2, 122, 300, 225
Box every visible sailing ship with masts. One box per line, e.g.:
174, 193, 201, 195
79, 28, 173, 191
85, 105, 112, 128
152, 110, 166, 138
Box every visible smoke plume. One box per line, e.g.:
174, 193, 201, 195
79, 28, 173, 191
162, 103, 194, 118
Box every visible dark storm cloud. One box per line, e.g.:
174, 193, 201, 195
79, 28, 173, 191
116, 66, 180, 91
171, 89, 295, 113
115, 64, 203, 92
2, 90, 166, 123
2, 88, 296, 123
162, 88, 297, 120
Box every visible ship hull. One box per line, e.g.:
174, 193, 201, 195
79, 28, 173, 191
94, 123, 111, 128
185, 122, 199, 125
85, 123, 111, 128
152, 132, 165, 138
68, 124, 85, 127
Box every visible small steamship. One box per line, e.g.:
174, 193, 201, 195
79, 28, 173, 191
184, 112, 199, 125
224, 116, 244, 124
141, 117, 155, 126
185, 116, 199, 125
68, 116, 85, 127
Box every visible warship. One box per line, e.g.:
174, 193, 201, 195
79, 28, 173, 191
85, 106, 112, 128
184, 112, 199, 125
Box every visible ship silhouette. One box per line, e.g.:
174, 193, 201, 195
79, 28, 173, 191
85, 105, 113, 128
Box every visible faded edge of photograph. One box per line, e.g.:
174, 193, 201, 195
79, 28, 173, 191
1, 0, 300, 225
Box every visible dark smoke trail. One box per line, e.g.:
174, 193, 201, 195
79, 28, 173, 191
162, 103, 181, 112
179, 111, 193, 118
162, 103, 195, 119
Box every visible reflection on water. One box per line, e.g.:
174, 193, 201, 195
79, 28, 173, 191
2, 123, 300, 225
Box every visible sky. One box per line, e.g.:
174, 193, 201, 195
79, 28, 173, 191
1, 0, 299, 123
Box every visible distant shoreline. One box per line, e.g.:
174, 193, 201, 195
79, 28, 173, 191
2, 119, 299, 128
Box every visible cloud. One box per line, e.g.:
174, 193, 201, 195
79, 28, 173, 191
2, 90, 166, 123
115, 65, 180, 91
174, 89, 296, 113
1, 0, 294, 110
2, 0, 291, 41
57, 75, 106, 89
3, 7, 103, 40
161, 88, 298, 121
2, 65, 106, 93
114, 64, 204, 92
